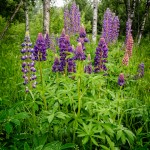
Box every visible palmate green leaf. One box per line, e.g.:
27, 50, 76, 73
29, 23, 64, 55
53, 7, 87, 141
100, 145, 110, 150
102, 124, 114, 137
121, 132, 126, 144
91, 137, 99, 146
5, 123, 13, 134
82, 136, 89, 144
55, 112, 69, 120
116, 130, 123, 141
106, 135, 115, 149
24, 142, 30, 150
11, 118, 20, 126
15, 112, 29, 120
61, 143, 76, 149
47, 113, 54, 123
124, 129, 135, 144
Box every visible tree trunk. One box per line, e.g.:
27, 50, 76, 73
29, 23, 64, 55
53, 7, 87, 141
43, 0, 50, 35
92, 0, 98, 43
138, 0, 150, 44
0, 0, 23, 40
127, 0, 131, 20
25, 0, 29, 33
130, 0, 136, 25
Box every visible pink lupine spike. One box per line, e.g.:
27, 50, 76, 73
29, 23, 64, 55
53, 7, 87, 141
122, 52, 129, 66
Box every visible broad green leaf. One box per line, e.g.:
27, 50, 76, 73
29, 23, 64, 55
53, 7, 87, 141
82, 136, 89, 145
116, 130, 122, 141
124, 129, 135, 144
11, 119, 20, 126
102, 124, 114, 137
5, 123, 13, 134
100, 145, 110, 150
121, 132, 126, 144
24, 142, 30, 150
91, 137, 99, 146
15, 112, 29, 120
47, 113, 54, 123
106, 135, 115, 149
61, 143, 76, 149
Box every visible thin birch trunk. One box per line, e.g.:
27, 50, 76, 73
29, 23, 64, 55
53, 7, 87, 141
25, 0, 29, 33
92, 0, 98, 43
0, 0, 23, 40
127, 0, 131, 20
43, 0, 50, 36
138, 0, 150, 44
130, 0, 137, 25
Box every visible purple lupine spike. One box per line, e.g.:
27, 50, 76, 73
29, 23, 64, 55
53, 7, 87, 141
102, 8, 113, 44
64, 8, 71, 35
45, 33, 51, 49
125, 19, 132, 44
94, 38, 108, 73
59, 34, 74, 72
74, 42, 86, 60
52, 55, 61, 72
84, 54, 93, 74
34, 33, 47, 61
112, 16, 120, 42
138, 63, 144, 78
21, 32, 36, 92
118, 73, 125, 86
77, 24, 89, 51
67, 58, 76, 73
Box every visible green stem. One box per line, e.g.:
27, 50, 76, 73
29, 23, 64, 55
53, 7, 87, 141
39, 61, 47, 110
77, 76, 81, 116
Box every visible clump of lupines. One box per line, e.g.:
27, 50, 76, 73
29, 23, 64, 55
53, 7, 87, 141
122, 52, 129, 66
94, 38, 108, 73
77, 24, 89, 51
34, 33, 47, 61
138, 63, 144, 78
118, 73, 125, 86
74, 42, 86, 60
21, 32, 37, 92
64, 2, 80, 35
102, 8, 120, 44
84, 54, 93, 74
126, 33, 134, 57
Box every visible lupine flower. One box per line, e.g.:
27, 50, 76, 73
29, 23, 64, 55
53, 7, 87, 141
67, 58, 76, 73
102, 8, 113, 44
70, 2, 81, 34
44, 33, 51, 49
122, 52, 129, 66
125, 19, 132, 45
112, 16, 120, 42
59, 33, 74, 72
74, 42, 86, 60
84, 54, 93, 74
64, 8, 71, 35
118, 73, 125, 86
126, 33, 134, 57
52, 55, 61, 72
59, 28, 66, 49
34, 33, 47, 61
77, 24, 89, 51
138, 63, 144, 78
21, 32, 36, 92
94, 38, 108, 73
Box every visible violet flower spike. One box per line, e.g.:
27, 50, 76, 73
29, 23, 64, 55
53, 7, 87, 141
118, 73, 125, 86
74, 42, 86, 60
34, 33, 47, 61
